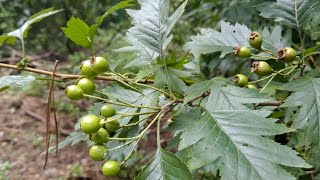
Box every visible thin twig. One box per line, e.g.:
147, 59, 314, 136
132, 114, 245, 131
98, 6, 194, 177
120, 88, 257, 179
0, 62, 154, 83
44, 60, 59, 170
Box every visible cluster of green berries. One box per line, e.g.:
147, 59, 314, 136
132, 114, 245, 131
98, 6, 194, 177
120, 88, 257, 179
233, 32, 297, 88
81, 105, 121, 177
64, 56, 121, 177
65, 56, 109, 100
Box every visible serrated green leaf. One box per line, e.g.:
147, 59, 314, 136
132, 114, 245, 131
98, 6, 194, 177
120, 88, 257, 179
171, 108, 311, 180
260, 25, 292, 53
155, 68, 187, 95
118, 0, 187, 64
184, 21, 252, 59
280, 77, 320, 146
206, 78, 273, 110
61, 16, 92, 48
0, 75, 35, 90
184, 80, 215, 104
0, 34, 16, 46
48, 132, 85, 152
135, 148, 192, 180
256, 0, 320, 39
6, 8, 62, 41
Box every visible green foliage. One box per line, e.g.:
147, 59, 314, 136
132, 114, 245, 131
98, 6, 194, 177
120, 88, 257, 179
2, 0, 320, 179
135, 148, 192, 180
281, 78, 320, 146
0, 8, 62, 46
256, 0, 320, 39
184, 21, 252, 59
0, 75, 35, 91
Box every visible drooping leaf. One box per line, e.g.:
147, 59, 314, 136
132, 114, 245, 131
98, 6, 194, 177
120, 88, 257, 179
135, 148, 192, 180
61, 16, 92, 48
117, 0, 188, 67
3, 8, 62, 44
184, 21, 252, 59
256, 0, 320, 39
0, 75, 35, 91
170, 108, 311, 180
280, 77, 320, 146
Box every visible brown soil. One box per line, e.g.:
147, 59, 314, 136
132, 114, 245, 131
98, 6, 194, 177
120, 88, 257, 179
0, 93, 122, 180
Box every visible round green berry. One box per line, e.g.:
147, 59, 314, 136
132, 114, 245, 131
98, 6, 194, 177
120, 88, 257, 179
80, 60, 97, 77
100, 105, 116, 118
91, 128, 109, 144
101, 160, 120, 177
234, 46, 251, 58
251, 61, 272, 76
278, 47, 297, 62
233, 74, 248, 87
65, 85, 84, 100
89, 144, 108, 161
248, 32, 263, 49
76, 78, 96, 95
91, 56, 109, 74
104, 120, 120, 133
80, 114, 101, 134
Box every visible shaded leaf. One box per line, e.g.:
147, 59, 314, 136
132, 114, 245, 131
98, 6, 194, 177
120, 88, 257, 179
281, 77, 320, 146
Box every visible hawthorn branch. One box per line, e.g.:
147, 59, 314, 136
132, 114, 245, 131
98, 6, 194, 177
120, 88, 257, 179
0, 62, 154, 83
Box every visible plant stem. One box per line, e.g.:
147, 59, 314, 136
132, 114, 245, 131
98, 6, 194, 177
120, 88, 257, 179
0, 62, 154, 83
260, 48, 278, 57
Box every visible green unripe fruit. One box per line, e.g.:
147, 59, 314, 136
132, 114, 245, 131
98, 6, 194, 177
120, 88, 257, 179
80, 60, 97, 77
251, 61, 272, 76
278, 47, 297, 62
246, 84, 257, 90
76, 78, 96, 95
234, 46, 251, 58
101, 160, 120, 177
89, 144, 108, 161
100, 105, 116, 118
91, 56, 109, 74
105, 120, 120, 133
91, 128, 109, 144
233, 74, 248, 87
248, 32, 263, 49
80, 115, 101, 134
65, 85, 84, 100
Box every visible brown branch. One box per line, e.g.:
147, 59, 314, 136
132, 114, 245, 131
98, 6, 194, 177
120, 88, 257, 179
44, 60, 59, 170
0, 62, 154, 83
